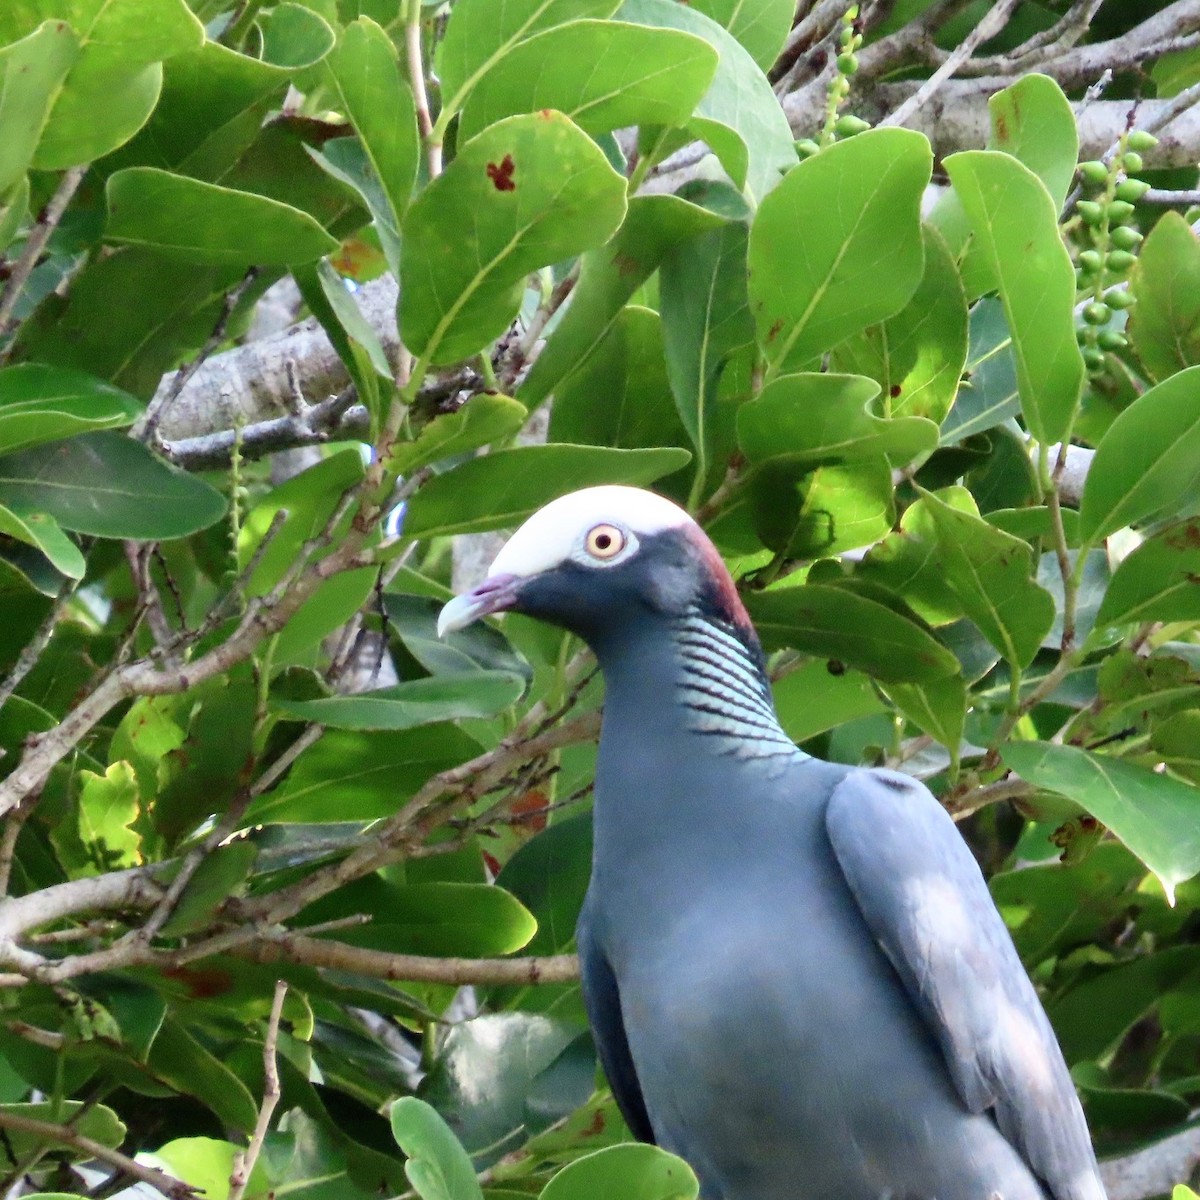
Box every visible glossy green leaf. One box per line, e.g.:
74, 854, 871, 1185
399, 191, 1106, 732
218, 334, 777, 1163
0, 364, 141, 455
688, 0, 792, 71
747, 585, 958, 683
1096, 519, 1200, 628
106, 167, 338, 265
943, 150, 1083, 444
0, 176, 28, 252
832, 226, 968, 427
0, 505, 83, 578
401, 112, 626, 365
886, 674, 967, 762
0, 1102, 125, 1160
275, 672, 525, 730
147, 1018, 259, 1132
772, 660, 886, 743
247, 724, 481, 824
437, 0, 620, 117
986, 74, 1078, 211
0, 21, 78, 196
1002, 742, 1200, 904
738, 373, 938, 468
149, 1137, 269, 1200
2, 0, 205, 169
160, 842, 258, 937
939, 299, 1019, 444
521, 194, 726, 406
324, 17, 419, 233
273, 568, 378, 662
922, 489, 1055, 669
660, 222, 753, 480
260, 1, 335, 68
391, 1096, 484, 1200
77, 761, 141, 875
384, 592, 530, 679
1079, 365, 1200, 542
749, 129, 931, 375
391, 394, 528, 475
542, 1143, 699, 1200
0, 431, 226, 539
1129, 212, 1200, 384
460, 21, 717, 142
618, 0, 796, 203
404, 445, 691, 537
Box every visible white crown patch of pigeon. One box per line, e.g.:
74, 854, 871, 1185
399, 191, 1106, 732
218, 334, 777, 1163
488, 485, 692, 580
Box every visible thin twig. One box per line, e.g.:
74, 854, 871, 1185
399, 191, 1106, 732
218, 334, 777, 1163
1142, 186, 1200, 206
406, 0, 441, 178
879, 0, 1021, 128
228, 979, 287, 1200
0, 165, 87, 347
0, 572, 79, 715
0, 1109, 198, 1200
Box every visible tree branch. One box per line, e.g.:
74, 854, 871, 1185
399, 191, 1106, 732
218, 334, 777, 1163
227, 979, 286, 1200
1101, 1122, 1200, 1200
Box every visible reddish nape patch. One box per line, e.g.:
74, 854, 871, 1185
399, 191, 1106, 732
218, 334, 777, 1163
685, 525, 755, 639
487, 155, 516, 191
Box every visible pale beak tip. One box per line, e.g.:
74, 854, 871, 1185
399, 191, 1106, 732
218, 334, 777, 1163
436, 594, 476, 639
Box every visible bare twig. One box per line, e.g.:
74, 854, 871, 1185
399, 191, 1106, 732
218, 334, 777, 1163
406, 0, 441, 178
879, 0, 1021, 129
228, 980, 287, 1200
0, 165, 87, 345
1142, 187, 1200, 205
0, 1108, 198, 1200
0, 576, 79, 714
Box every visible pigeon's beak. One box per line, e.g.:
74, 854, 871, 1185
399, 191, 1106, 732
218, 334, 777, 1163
437, 573, 523, 637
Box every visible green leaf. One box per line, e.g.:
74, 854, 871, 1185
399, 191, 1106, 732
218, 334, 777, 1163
541, 1144, 699, 1200
0, 364, 141, 455
521, 194, 726, 407
831, 226, 969, 427
0, 176, 28, 252
106, 167, 338, 265
1129, 211, 1200, 383
390, 395, 528, 475
275, 672, 525, 730
749, 129, 931, 375
400, 112, 627, 366
384, 592, 530, 679
939, 298, 1019, 444
0, 432, 227, 539
885, 674, 967, 764
738, 373, 938, 468
772, 660, 886, 743
660, 222, 753, 480
1001, 742, 1200, 904
921, 489, 1055, 670
1079, 365, 1200, 543
459, 21, 718, 142
260, 1, 335, 69
1095, 518, 1200, 629
77, 761, 141, 875
403, 445, 691, 537
0, 0, 203, 170
159, 842, 258, 936
0, 21, 78, 197
437, 0, 621, 118
687, 0, 792, 71
943, 150, 1084, 444
246, 724, 480, 824
0, 1102, 125, 1160
0, 504, 83, 578
618, 0, 796, 203
746, 585, 959, 683
390, 1096, 484, 1200
323, 17, 419, 233
147, 1018, 259, 1132
986, 74, 1078, 211
150, 1137, 269, 1200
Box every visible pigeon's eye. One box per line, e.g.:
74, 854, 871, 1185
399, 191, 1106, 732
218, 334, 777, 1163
585, 524, 625, 560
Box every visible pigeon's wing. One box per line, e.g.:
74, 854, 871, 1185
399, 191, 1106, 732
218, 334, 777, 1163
825, 768, 1105, 1200
577, 913, 656, 1144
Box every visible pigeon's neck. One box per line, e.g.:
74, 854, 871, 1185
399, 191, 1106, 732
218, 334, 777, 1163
594, 604, 799, 763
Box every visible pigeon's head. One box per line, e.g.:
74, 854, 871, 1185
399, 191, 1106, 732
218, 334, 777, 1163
437, 486, 752, 650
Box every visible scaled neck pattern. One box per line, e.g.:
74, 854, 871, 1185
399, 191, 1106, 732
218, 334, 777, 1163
669, 604, 800, 763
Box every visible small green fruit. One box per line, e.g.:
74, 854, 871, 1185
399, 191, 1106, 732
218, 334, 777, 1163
837, 52, 860, 75
1122, 151, 1144, 172
1114, 178, 1149, 202
1104, 287, 1135, 309
839, 25, 854, 47
1083, 302, 1110, 325
795, 138, 821, 158
1106, 200, 1136, 223
1078, 160, 1108, 186
1106, 249, 1137, 272
1078, 249, 1103, 273
836, 114, 870, 136
1110, 225, 1142, 250
1098, 329, 1128, 350
1126, 130, 1158, 151
1083, 347, 1107, 371
1076, 200, 1104, 224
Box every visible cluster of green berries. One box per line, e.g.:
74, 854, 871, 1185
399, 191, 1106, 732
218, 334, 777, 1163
1074, 129, 1158, 373
798, 5, 868, 155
